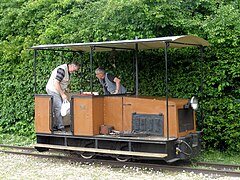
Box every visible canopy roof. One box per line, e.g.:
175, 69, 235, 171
30, 35, 210, 52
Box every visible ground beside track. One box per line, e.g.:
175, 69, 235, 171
0, 152, 238, 180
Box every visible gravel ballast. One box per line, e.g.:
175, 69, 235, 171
0, 153, 238, 180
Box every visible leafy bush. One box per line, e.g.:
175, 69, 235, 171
0, 0, 239, 152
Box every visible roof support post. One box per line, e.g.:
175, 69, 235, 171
78, 52, 83, 94
135, 43, 139, 96
34, 49, 37, 95
200, 45, 204, 130
90, 46, 94, 93
165, 42, 170, 140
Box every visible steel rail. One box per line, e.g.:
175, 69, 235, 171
195, 162, 240, 170
0, 144, 35, 151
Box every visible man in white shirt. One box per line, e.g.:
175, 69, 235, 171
46, 62, 79, 131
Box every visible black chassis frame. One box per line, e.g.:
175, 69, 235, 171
36, 131, 201, 162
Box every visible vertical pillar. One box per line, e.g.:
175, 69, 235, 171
165, 42, 170, 139
34, 49, 37, 95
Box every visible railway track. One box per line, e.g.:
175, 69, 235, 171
0, 144, 239, 178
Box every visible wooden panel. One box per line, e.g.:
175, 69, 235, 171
72, 95, 196, 138
103, 96, 123, 131
73, 96, 104, 136
167, 105, 178, 138
35, 95, 51, 133
73, 97, 93, 136
123, 97, 167, 132
93, 97, 104, 135
122, 96, 191, 138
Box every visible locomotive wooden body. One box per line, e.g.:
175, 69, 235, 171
32, 35, 210, 162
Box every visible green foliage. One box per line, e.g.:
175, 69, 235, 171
202, 97, 240, 151
0, 0, 239, 152
0, 133, 35, 146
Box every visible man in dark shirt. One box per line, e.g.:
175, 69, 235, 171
95, 67, 126, 95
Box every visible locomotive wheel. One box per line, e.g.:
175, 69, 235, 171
115, 143, 131, 162
80, 152, 95, 159
116, 155, 130, 162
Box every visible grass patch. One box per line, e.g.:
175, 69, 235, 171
0, 133, 36, 146
193, 149, 240, 165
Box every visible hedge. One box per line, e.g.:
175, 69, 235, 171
0, 0, 239, 151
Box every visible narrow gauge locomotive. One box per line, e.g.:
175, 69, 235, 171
31, 35, 210, 163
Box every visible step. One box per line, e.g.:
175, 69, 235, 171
35, 143, 167, 158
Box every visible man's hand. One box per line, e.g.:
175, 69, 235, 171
65, 88, 70, 93
113, 77, 120, 94
113, 89, 118, 94
54, 80, 68, 100
61, 93, 68, 101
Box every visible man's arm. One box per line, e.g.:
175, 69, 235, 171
107, 73, 121, 94
54, 80, 67, 100
54, 67, 67, 100
113, 77, 121, 94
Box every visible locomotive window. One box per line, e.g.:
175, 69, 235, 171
178, 109, 194, 132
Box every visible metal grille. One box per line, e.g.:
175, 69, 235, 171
132, 113, 164, 136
